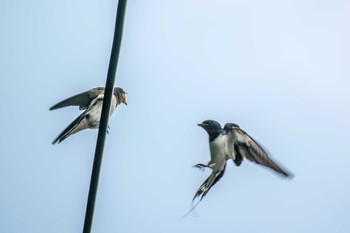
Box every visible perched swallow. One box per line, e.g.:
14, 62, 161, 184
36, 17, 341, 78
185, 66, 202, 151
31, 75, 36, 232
192, 120, 291, 203
50, 87, 127, 144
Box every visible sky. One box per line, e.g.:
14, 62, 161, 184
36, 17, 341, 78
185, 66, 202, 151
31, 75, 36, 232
1, 0, 350, 232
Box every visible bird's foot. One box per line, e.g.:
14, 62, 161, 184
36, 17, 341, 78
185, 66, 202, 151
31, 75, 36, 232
107, 125, 110, 134
193, 163, 209, 171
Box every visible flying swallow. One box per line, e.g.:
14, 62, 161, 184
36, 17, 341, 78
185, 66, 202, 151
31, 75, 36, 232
50, 87, 127, 144
188, 120, 292, 212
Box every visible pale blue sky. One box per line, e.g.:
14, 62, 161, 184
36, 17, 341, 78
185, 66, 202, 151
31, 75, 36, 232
1, 0, 350, 232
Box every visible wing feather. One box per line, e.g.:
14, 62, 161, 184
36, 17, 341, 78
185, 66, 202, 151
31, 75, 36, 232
49, 87, 105, 110
234, 128, 291, 177
51, 109, 88, 144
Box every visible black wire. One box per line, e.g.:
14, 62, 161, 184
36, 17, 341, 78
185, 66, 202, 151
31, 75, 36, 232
83, 1, 127, 232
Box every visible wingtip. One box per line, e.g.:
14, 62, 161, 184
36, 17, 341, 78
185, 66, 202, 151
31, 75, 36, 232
276, 169, 294, 179
277, 165, 294, 179
285, 172, 295, 179
49, 105, 60, 111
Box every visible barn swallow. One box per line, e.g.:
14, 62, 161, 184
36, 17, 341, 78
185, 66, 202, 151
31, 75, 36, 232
186, 120, 291, 215
50, 87, 127, 144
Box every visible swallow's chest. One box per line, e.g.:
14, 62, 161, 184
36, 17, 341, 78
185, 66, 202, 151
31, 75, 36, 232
208, 135, 229, 170
210, 135, 229, 157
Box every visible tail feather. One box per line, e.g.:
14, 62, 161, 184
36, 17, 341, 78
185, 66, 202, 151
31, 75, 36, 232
52, 110, 87, 144
183, 164, 227, 217
193, 163, 227, 201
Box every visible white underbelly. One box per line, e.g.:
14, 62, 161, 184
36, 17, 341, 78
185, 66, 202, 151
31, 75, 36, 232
209, 135, 229, 171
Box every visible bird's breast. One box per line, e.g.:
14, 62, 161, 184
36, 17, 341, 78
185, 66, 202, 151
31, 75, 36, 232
86, 102, 103, 128
209, 135, 229, 170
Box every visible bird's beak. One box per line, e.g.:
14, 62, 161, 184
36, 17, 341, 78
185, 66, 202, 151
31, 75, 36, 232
197, 123, 205, 127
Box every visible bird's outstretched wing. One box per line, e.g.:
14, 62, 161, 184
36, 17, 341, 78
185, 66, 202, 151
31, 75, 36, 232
49, 87, 105, 110
232, 128, 291, 177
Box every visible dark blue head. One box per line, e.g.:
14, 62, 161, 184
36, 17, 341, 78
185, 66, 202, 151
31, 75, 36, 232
198, 120, 223, 142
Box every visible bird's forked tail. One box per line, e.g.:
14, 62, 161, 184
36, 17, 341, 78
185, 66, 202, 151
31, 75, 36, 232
183, 163, 227, 217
